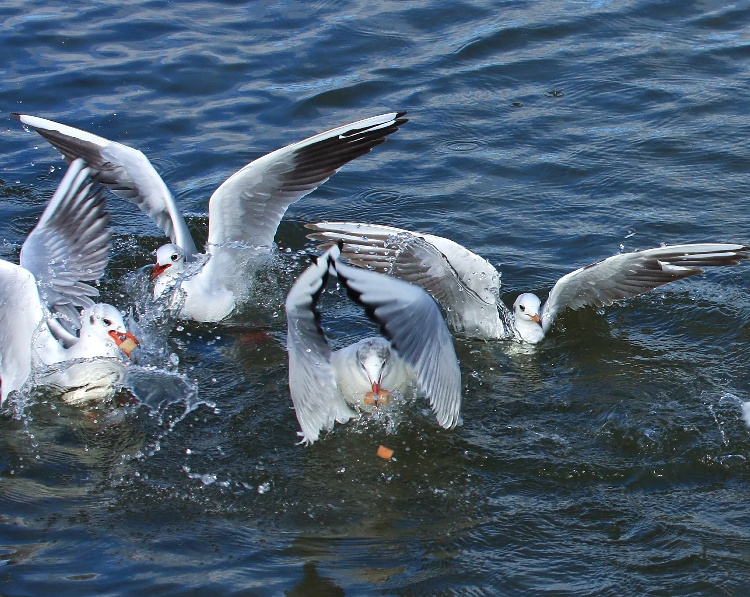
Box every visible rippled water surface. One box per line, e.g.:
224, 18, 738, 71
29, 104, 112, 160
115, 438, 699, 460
2, 0, 750, 594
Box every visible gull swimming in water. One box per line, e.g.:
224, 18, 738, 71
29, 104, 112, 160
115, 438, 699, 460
285, 244, 461, 444
0, 159, 139, 404
13, 112, 408, 322
306, 222, 749, 344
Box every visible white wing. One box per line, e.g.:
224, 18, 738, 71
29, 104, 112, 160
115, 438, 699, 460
333, 258, 462, 429
0, 261, 60, 403
307, 222, 511, 339
542, 243, 749, 332
285, 248, 355, 444
207, 113, 407, 249
13, 113, 198, 256
19, 159, 110, 335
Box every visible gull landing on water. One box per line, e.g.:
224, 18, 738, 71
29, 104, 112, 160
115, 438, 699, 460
0, 159, 139, 404
306, 222, 750, 344
285, 245, 461, 445
14, 111, 408, 323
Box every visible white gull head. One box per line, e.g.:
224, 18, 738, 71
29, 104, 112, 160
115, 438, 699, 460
152, 243, 187, 297
512, 293, 545, 344
356, 338, 391, 394
74, 303, 140, 360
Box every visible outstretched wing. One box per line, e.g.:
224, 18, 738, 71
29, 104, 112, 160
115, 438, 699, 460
13, 113, 198, 256
333, 257, 462, 429
542, 243, 749, 332
19, 159, 110, 335
207, 113, 407, 249
307, 221, 511, 339
285, 247, 355, 444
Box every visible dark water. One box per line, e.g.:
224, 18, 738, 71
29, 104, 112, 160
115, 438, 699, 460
2, 0, 750, 594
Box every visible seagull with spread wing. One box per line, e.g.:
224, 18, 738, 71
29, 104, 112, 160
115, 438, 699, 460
0, 159, 139, 404
14, 112, 408, 322
306, 222, 749, 344
285, 244, 461, 444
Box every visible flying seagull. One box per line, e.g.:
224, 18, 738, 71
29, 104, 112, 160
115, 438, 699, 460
0, 159, 139, 404
285, 244, 461, 444
307, 222, 749, 343
13, 111, 408, 322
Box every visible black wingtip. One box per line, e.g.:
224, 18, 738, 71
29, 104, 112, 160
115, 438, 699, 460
332, 260, 391, 339
10, 113, 22, 122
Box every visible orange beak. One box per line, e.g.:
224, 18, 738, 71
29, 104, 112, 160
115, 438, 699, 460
151, 262, 171, 280
108, 330, 140, 358
531, 313, 542, 326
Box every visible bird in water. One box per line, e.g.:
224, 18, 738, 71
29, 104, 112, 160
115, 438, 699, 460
306, 222, 749, 343
285, 244, 461, 444
0, 159, 139, 405
14, 112, 408, 322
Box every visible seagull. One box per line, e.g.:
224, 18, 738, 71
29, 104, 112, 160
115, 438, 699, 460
306, 222, 750, 344
285, 244, 461, 444
0, 159, 139, 404
13, 111, 408, 322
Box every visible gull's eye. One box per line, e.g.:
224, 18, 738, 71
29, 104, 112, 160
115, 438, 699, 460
171, 253, 179, 261
103, 318, 112, 326
519, 304, 526, 312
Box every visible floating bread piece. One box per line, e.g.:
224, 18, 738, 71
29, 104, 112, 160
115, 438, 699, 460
377, 445, 394, 460
119, 338, 138, 357
365, 390, 390, 406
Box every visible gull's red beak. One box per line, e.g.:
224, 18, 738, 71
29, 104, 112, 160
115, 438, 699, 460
372, 381, 380, 394
108, 330, 140, 358
151, 262, 171, 280
531, 313, 542, 326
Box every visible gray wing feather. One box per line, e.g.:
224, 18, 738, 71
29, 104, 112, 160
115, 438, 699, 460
285, 248, 355, 444
13, 113, 198, 256
333, 258, 462, 429
207, 113, 407, 248
308, 222, 512, 339
542, 243, 749, 331
19, 159, 111, 333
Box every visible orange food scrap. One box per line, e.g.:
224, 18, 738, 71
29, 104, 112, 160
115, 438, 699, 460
119, 338, 138, 357
377, 445, 394, 460
365, 390, 390, 406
